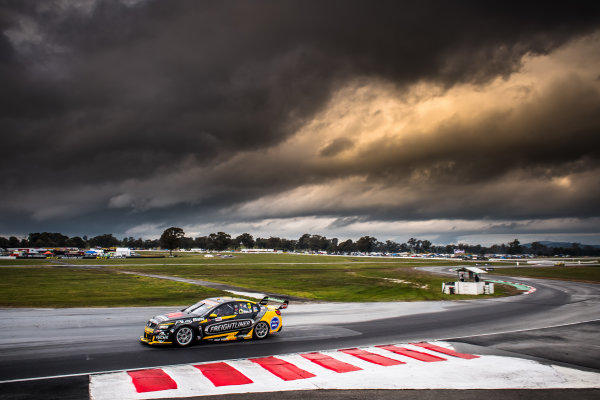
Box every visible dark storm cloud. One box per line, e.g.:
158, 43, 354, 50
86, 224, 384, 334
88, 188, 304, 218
1, 0, 600, 237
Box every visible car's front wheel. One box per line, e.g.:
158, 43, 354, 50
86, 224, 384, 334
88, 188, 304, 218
174, 326, 195, 347
252, 321, 269, 339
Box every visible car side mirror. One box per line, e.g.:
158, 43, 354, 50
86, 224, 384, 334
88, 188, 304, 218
209, 313, 217, 319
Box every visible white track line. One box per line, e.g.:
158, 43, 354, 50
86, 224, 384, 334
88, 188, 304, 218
441, 317, 600, 341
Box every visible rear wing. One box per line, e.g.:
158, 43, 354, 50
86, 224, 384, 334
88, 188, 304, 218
259, 296, 289, 310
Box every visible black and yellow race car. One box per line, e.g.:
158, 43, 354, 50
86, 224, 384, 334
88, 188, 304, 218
141, 296, 288, 347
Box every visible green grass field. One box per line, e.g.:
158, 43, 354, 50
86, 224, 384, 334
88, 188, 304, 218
106, 259, 508, 302
0, 254, 520, 307
0, 267, 227, 308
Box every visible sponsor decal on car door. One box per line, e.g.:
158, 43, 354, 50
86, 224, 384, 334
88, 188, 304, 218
205, 319, 253, 334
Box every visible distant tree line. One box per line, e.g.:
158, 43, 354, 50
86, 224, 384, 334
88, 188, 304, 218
1, 231, 599, 257
0, 232, 160, 250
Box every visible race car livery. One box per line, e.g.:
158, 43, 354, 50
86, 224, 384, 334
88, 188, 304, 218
141, 296, 287, 347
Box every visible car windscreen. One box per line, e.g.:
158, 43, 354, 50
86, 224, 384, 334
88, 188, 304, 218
182, 301, 214, 315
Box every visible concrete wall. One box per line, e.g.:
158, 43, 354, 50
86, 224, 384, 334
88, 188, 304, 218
456, 281, 494, 294
443, 281, 494, 295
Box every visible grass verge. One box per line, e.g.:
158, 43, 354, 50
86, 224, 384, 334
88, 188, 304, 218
107, 258, 513, 302
0, 254, 520, 306
0, 267, 227, 308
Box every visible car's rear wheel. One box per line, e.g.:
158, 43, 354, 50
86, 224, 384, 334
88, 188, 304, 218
253, 321, 269, 339
174, 326, 195, 347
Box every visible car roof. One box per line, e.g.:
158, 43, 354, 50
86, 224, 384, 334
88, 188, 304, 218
206, 297, 256, 304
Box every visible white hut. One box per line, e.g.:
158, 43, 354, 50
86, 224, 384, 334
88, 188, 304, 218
442, 266, 494, 295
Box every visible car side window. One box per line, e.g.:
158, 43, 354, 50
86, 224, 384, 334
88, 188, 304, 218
236, 302, 252, 314
214, 303, 234, 317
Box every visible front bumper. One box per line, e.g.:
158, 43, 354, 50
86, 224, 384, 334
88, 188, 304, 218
141, 327, 173, 345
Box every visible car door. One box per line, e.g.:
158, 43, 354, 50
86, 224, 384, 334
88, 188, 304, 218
232, 301, 257, 336
203, 302, 252, 336
203, 303, 234, 336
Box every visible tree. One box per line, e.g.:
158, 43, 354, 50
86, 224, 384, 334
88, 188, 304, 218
356, 236, 377, 253
407, 237, 418, 253
160, 227, 185, 256
180, 236, 195, 250
88, 234, 120, 248
207, 232, 232, 251
280, 238, 296, 251
297, 234, 311, 251
337, 239, 355, 254
28, 232, 69, 247
9, 236, 20, 247
255, 237, 268, 249
421, 240, 432, 253
327, 238, 339, 253
266, 236, 282, 249
530, 241, 547, 256
144, 238, 160, 249
235, 233, 255, 249
508, 239, 522, 255
194, 236, 209, 249
384, 240, 400, 253
66, 236, 86, 249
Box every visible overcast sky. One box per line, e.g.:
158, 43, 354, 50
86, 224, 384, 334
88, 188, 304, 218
1, 0, 600, 245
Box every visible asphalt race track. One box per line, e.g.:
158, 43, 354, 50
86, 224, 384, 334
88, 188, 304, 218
0, 272, 598, 399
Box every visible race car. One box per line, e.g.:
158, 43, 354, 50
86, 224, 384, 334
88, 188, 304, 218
141, 296, 288, 347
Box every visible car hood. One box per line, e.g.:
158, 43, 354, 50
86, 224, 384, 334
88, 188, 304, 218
150, 310, 203, 324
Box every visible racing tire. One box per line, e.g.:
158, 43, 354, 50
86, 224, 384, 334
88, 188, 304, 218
252, 321, 270, 340
174, 326, 195, 347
